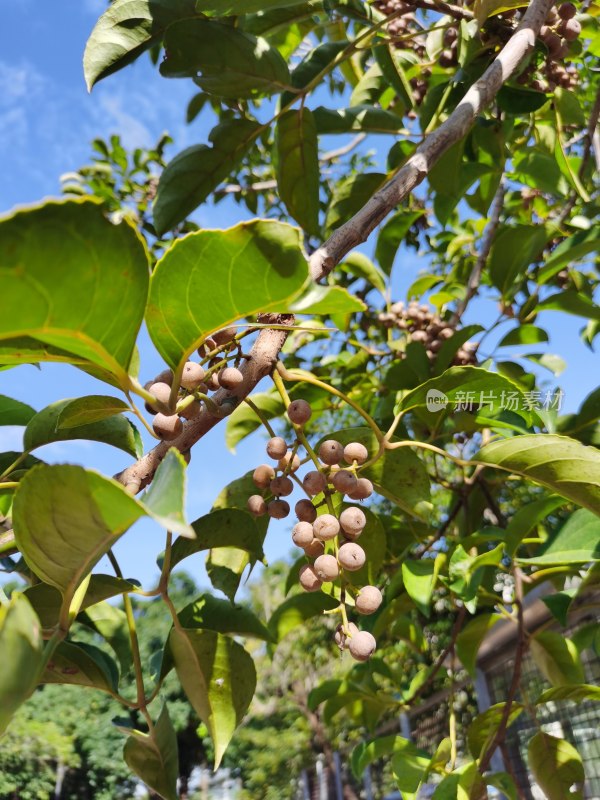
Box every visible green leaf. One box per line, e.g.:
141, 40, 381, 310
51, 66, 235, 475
467, 703, 523, 758
178, 593, 272, 641
375, 210, 425, 274
542, 590, 577, 626
83, 0, 198, 90
539, 228, 600, 281
456, 613, 502, 677
56, 395, 130, 428
196, 0, 309, 11
123, 706, 179, 800
0, 396, 36, 427
498, 325, 549, 347
478, 434, 600, 516
325, 173, 386, 235
160, 18, 291, 97
13, 458, 193, 604
154, 119, 262, 234
170, 509, 263, 568
528, 732, 584, 800
504, 494, 566, 555
290, 285, 366, 315
352, 735, 428, 782
275, 108, 320, 235
497, 85, 548, 113
391, 740, 432, 799
268, 592, 339, 643
313, 106, 406, 134
0, 593, 44, 735
225, 392, 284, 453
281, 41, 347, 106
537, 290, 600, 322
350, 62, 386, 106
432, 325, 485, 375
339, 251, 387, 294
169, 628, 256, 768
537, 684, 600, 705
206, 547, 251, 603
146, 220, 308, 369
315, 427, 431, 519
80, 601, 132, 677
518, 508, 600, 566
402, 559, 438, 616
488, 224, 548, 296
42, 641, 119, 694
0, 199, 149, 384
23, 399, 141, 458
530, 631, 584, 687
140, 448, 194, 537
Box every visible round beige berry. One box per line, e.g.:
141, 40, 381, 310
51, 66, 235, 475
303, 539, 325, 558
287, 399, 312, 426
218, 367, 244, 390
153, 368, 174, 386
343, 442, 369, 465
279, 450, 301, 473
212, 326, 237, 346
303, 470, 327, 496
266, 437, 288, 460
268, 499, 290, 519
295, 499, 317, 523
348, 630, 376, 662
313, 514, 340, 541
147, 381, 173, 413
253, 464, 275, 489
348, 478, 374, 501
152, 413, 183, 440
338, 542, 366, 572
270, 476, 294, 497
340, 507, 367, 538
331, 470, 358, 495
319, 440, 344, 465
292, 522, 314, 548
334, 622, 359, 650
299, 564, 322, 592
314, 554, 339, 582
179, 399, 201, 419
356, 586, 383, 615
247, 495, 267, 516
180, 361, 206, 391
206, 373, 220, 391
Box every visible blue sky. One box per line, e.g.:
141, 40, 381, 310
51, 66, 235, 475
1, 2, 598, 593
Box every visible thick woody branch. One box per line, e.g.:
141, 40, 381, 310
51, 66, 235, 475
308, 0, 553, 282
116, 0, 552, 492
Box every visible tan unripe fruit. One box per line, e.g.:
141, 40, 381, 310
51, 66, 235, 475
292, 522, 314, 548
295, 499, 317, 523
153, 368, 174, 386
179, 399, 202, 419
340, 507, 366, 538
279, 450, 301, 473
338, 542, 366, 571
148, 381, 173, 412
268, 499, 290, 519
212, 326, 237, 346
558, 1, 576, 17
334, 622, 358, 650
348, 630, 376, 662
313, 554, 339, 582
303, 470, 327, 496
319, 440, 344, 465
303, 539, 325, 558
313, 514, 340, 541
247, 495, 267, 516
356, 586, 383, 615
348, 478, 374, 501
218, 367, 244, 390
206, 373, 221, 391
153, 413, 183, 440
299, 564, 322, 592
180, 361, 206, 390
331, 470, 358, 494
439, 327, 454, 340
266, 437, 288, 460
270, 476, 294, 497
287, 399, 312, 425
559, 17, 580, 38
343, 442, 369, 465
253, 464, 275, 489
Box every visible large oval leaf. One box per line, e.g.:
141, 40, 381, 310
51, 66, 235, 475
268, 592, 339, 643
169, 628, 256, 768
178, 593, 272, 641
146, 220, 308, 369
0, 199, 149, 384
42, 641, 119, 693
0, 396, 36, 427
56, 395, 130, 428
123, 706, 179, 800
170, 508, 264, 568
275, 108, 320, 235
528, 732, 584, 800
518, 508, 600, 566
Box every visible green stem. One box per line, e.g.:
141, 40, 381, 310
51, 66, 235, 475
0, 452, 29, 482
244, 396, 277, 438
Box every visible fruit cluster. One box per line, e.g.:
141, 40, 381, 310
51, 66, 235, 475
518, 3, 581, 91
143, 327, 244, 441
378, 302, 478, 366
247, 400, 382, 661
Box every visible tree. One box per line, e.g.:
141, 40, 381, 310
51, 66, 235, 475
1, 0, 599, 797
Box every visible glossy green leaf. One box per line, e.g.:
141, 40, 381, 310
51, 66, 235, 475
160, 18, 291, 97
123, 706, 179, 800
275, 108, 320, 235
352, 735, 427, 781
488, 224, 548, 296
206, 547, 251, 603
170, 508, 264, 568
497, 85, 548, 113
391, 740, 432, 799
0, 593, 44, 735
225, 392, 284, 453
504, 494, 566, 555
23, 399, 141, 458
498, 325, 549, 347
530, 631, 584, 687
84, 0, 198, 90
290, 285, 366, 315
0, 199, 149, 383
537, 290, 600, 322
154, 119, 262, 234
518, 509, 600, 566
281, 41, 347, 106
80, 601, 132, 677
313, 106, 406, 134
539, 228, 600, 282
478, 434, 600, 516
528, 732, 584, 800
325, 173, 386, 235
196, 0, 309, 11
467, 703, 523, 758
146, 220, 308, 369
178, 593, 272, 641
140, 449, 193, 537
339, 252, 387, 294
0, 396, 36, 427
456, 613, 502, 677
268, 592, 339, 643
56, 395, 130, 428
169, 628, 256, 767
402, 559, 440, 616
42, 640, 119, 694
375, 210, 425, 275
537, 684, 600, 704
